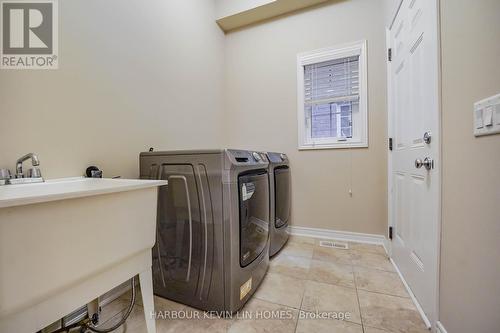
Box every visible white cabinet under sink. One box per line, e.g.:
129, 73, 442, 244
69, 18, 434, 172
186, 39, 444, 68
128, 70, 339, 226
0, 177, 166, 333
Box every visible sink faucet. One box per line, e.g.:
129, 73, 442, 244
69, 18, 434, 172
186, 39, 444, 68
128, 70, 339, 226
16, 153, 40, 178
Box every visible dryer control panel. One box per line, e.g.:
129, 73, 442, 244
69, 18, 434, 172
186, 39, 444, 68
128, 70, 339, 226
226, 149, 269, 166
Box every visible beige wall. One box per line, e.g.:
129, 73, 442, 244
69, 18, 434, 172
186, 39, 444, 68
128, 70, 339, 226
223, 0, 388, 234
439, 0, 500, 332
0, 0, 225, 179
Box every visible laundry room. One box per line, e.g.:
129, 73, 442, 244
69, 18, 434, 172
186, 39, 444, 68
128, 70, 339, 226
0, 1, 499, 333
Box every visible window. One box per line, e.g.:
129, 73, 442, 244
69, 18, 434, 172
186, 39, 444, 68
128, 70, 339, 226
297, 41, 368, 149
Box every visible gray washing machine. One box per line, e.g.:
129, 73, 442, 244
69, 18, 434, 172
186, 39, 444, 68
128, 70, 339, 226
139, 149, 270, 313
267, 152, 291, 257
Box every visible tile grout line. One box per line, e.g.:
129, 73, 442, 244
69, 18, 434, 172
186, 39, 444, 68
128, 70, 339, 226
350, 251, 366, 333
293, 278, 306, 333
351, 264, 396, 273
269, 268, 359, 291
356, 288, 411, 299
293, 270, 307, 333
253, 295, 302, 311
363, 324, 393, 332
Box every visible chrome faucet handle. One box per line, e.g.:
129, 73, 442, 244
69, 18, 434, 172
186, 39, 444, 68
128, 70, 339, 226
27, 167, 42, 178
0, 168, 11, 180
16, 153, 40, 178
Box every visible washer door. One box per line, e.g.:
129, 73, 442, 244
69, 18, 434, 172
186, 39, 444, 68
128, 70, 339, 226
238, 170, 269, 267
274, 166, 291, 228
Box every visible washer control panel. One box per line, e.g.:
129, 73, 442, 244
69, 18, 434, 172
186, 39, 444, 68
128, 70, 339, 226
267, 152, 288, 164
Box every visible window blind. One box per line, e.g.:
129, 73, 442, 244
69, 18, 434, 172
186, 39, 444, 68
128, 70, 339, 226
304, 55, 360, 105
297, 41, 368, 148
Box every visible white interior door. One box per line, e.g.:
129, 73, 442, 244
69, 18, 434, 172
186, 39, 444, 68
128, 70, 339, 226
388, 0, 440, 327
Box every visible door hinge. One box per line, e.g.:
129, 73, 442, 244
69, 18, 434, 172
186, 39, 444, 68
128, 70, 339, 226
389, 137, 393, 151
387, 48, 392, 62
388, 226, 393, 240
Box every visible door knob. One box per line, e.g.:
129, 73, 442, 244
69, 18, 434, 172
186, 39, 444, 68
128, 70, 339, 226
415, 157, 434, 170
423, 157, 434, 170
415, 159, 423, 169
423, 131, 432, 144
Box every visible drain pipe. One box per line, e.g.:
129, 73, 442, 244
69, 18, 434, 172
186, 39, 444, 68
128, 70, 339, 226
85, 276, 136, 332
49, 277, 136, 333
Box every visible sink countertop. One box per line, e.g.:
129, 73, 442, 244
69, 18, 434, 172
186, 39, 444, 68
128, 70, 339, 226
0, 177, 167, 209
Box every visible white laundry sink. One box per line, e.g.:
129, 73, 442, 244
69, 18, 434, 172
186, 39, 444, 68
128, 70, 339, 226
0, 177, 166, 333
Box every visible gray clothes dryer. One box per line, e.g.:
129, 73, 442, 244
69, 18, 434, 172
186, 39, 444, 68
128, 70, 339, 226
267, 152, 291, 257
139, 149, 270, 313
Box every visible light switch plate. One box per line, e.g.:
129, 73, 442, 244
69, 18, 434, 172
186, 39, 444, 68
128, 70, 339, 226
475, 108, 483, 129
484, 106, 494, 126
474, 93, 500, 137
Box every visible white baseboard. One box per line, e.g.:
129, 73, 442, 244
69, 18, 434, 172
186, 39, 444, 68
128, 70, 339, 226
288, 226, 388, 252
436, 321, 448, 333
389, 258, 432, 330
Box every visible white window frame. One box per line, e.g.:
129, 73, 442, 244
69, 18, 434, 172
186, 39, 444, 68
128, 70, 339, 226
297, 40, 368, 150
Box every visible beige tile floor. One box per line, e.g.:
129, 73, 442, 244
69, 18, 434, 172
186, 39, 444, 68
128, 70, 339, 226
98, 236, 429, 333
